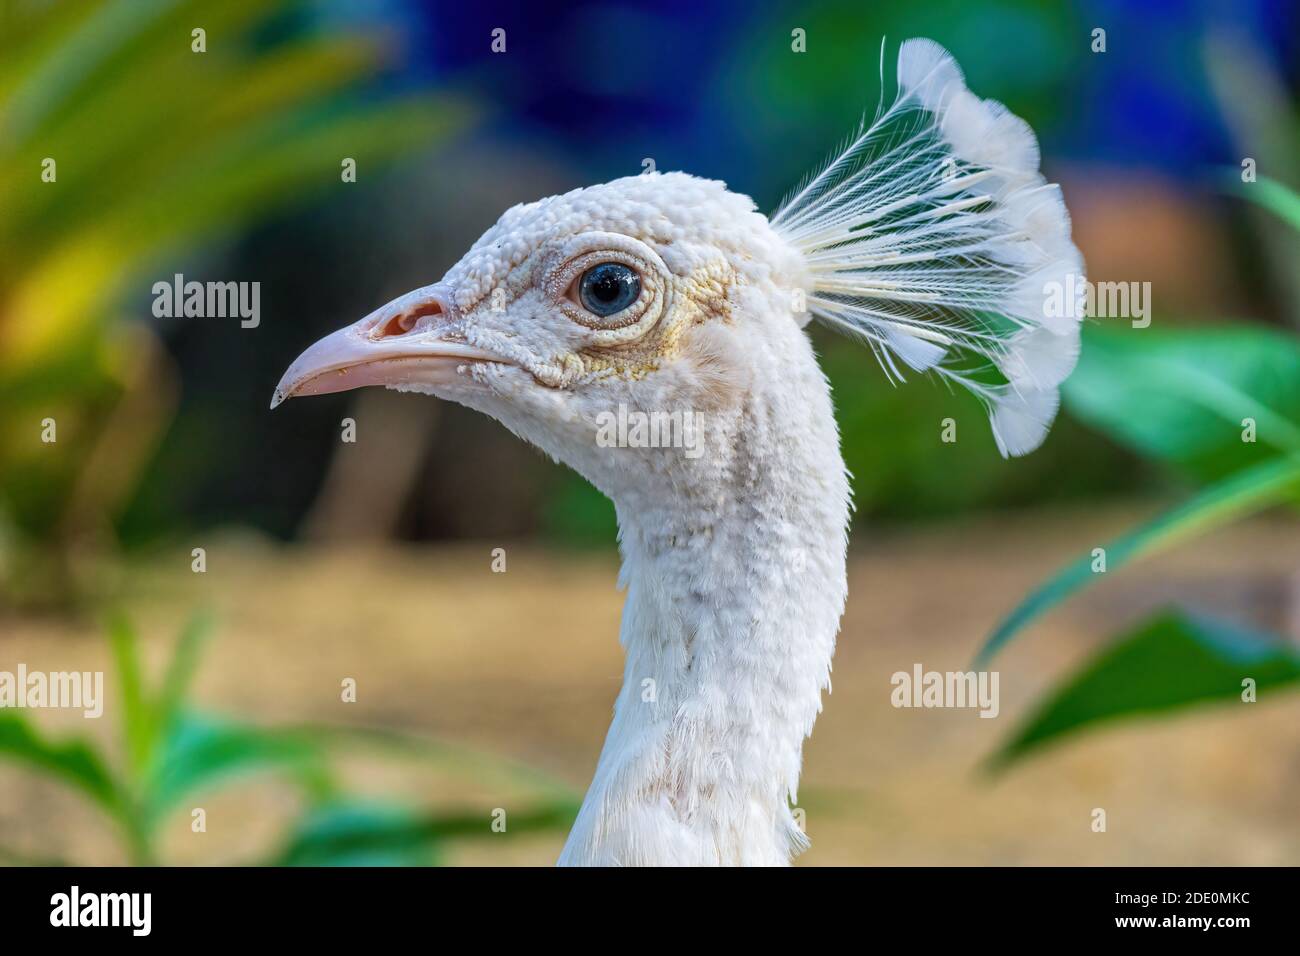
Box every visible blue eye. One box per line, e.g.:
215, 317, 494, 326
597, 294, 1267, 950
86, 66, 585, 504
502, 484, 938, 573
578, 262, 640, 317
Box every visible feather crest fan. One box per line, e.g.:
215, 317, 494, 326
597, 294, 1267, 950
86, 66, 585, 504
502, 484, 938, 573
772, 38, 1085, 457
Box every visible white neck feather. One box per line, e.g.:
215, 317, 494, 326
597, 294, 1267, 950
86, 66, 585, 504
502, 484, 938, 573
558, 325, 850, 866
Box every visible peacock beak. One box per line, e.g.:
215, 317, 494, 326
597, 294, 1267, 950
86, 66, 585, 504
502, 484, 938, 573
270, 284, 505, 408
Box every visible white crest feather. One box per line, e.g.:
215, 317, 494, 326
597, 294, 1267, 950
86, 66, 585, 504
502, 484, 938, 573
989, 385, 1060, 458
772, 37, 1086, 457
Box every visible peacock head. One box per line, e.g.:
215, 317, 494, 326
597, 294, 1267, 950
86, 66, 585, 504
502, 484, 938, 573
274, 39, 1086, 491
272, 171, 815, 497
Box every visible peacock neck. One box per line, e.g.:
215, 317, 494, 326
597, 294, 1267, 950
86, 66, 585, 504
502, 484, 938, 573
557, 342, 850, 866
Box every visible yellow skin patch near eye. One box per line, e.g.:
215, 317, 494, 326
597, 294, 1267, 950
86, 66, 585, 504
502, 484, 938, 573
577, 258, 736, 382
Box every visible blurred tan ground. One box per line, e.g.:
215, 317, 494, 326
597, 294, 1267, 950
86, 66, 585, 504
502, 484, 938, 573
1, 505, 1297, 866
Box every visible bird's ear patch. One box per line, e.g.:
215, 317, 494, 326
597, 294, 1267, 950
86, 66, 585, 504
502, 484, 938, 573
676, 321, 752, 412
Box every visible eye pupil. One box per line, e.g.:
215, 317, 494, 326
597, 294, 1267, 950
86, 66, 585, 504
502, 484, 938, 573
579, 263, 640, 317
591, 275, 620, 302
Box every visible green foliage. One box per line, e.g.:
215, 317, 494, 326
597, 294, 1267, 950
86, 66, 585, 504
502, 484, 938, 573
1229, 174, 1300, 233
0, 712, 123, 814
978, 454, 1300, 665
144, 713, 331, 823
1064, 324, 1300, 481
737, 0, 1076, 210
983, 183, 1300, 663
273, 801, 443, 867
0, 0, 461, 605
819, 332, 1132, 520
541, 476, 618, 548
989, 610, 1300, 770
0, 613, 576, 865
982, 177, 1300, 767
271, 799, 577, 867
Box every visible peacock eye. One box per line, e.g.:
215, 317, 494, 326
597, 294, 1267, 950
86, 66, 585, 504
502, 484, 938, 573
578, 262, 640, 317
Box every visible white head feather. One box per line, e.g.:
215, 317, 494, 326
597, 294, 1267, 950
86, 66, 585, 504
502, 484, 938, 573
772, 37, 1086, 456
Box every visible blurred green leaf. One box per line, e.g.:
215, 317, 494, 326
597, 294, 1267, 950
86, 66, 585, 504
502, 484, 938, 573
0, 711, 121, 813
0, 0, 463, 605
269, 799, 577, 867
1, 0, 192, 144
144, 712, 331, 821
1, 612, 577, 865
990, 610, 1300, 770
155, 608, 215, 735
106, 611, 154, 779
271, 801, 442, 867
1064, 324, 1300, 482
1228, 174, 1300, 233
4, 34, 392, 249
978, 454, 1300, 664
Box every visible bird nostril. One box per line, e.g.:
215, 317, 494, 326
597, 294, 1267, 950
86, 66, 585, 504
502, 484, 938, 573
378, 312, 417, 338
408, 299, 445, 322
376, 299, 445, 338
